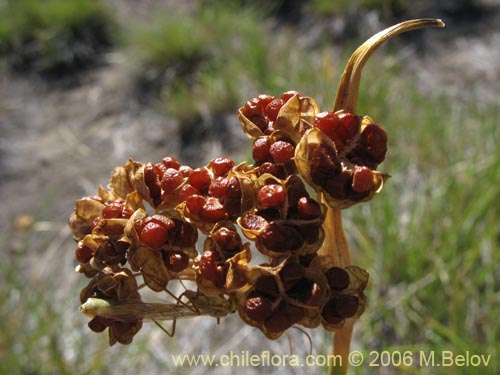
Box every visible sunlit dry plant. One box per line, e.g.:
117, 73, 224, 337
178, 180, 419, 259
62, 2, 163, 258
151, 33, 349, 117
70, 18, 444, 374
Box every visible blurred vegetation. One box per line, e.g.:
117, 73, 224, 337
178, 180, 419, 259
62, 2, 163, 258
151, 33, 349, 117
1, 1, 499, 374
123, 1, 272, 119
310, 0, 406, 17
0, 0, 115, 75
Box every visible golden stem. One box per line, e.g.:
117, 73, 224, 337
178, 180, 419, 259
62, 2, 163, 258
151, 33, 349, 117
318, 195, 352, 375
333, 18, 445, 113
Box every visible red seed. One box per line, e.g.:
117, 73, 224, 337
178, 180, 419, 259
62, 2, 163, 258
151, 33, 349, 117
352, 166, 375, 193
185, 194, 206, 215
162, 156, 181, 170
171, 219, 198, 247
199, 197, 228, 222
164, 250, 189, 272
244, 296, 274, 322
102, 200, 124, 219
161, 168, 184, 194
281, 90, 302, 102
199, 250, 218, 281
75, 245, 93, 263
257, 184, 286, 209
314, 111, 341, 142
252, 137, 271, 163
208, 177, 228, 198
178, 184, 199, 201
335, 112, 361, 150
209, 157, 234, 177
140, 222, 169, 249
260, 223, 304, 252
139, 215, 174, 249
360, 123, 388, 165
254, 275, 279, 298
297, 197, 322, 219
324, 267, 350, 291
144, 163, 162, 202
265, 98, 285, 121
269, 141, 295, 164
189, 168, 212, 193
240, 212, 268, 231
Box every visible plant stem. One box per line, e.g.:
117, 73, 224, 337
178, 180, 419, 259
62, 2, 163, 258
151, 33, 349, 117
318, 195, 352, 375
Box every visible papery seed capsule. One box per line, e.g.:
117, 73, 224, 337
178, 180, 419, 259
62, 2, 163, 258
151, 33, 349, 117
244, 296, 274, 322
209, 157, 234, 177
75, 245, 93, 263
270, 141, 295, 164
257, 184, 286, 209
324, 267, 350, 291
161, 168, 184, 194
254, 274, 280, 298
163, 250, 189, 272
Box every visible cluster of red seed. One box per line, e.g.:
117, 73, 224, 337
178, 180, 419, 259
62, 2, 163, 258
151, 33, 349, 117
70, 90, 384, 344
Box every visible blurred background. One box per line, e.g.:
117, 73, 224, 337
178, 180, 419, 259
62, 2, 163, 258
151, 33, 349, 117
0, 0, 499, 374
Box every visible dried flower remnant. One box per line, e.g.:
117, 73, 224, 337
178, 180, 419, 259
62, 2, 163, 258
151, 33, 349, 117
68, 18, 444, 373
